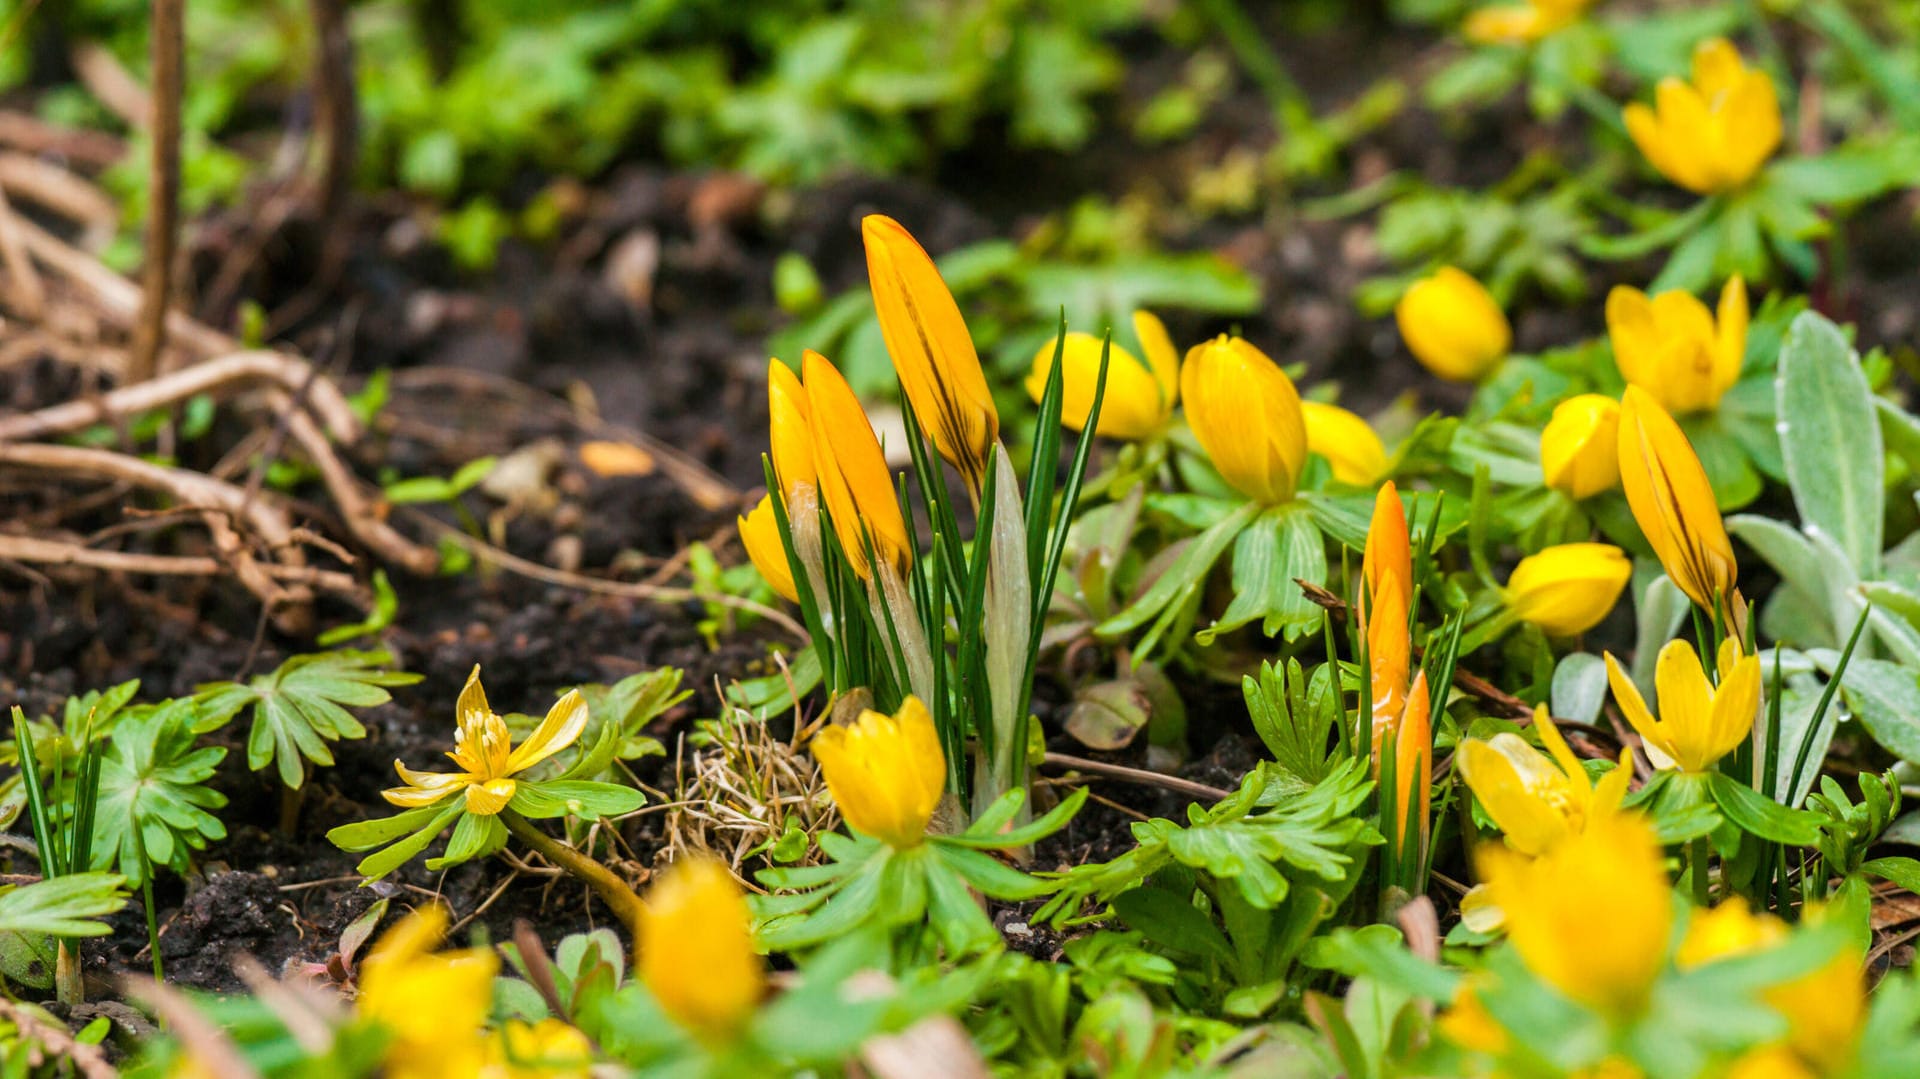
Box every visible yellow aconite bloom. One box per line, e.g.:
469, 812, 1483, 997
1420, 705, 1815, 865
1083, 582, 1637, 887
1618, 386, 1739, 618
638, 856, 764, 1042
1180, 335, 1308, 503
1025, 316, 1178, 440
738, 495, 798, 604
1459, 706, 1632, 858
358, 906, 496, 1079
1504, 543, 1632, 637
383, 667, 588, 816
767, 359, 817, 503
1438, 976, 1509, 1054
1679, 899, 1864, 1074
1302, 401, 1388, 486
1395, 267, 1511, 382
1604, 638, 1760, 773
811, 695, 945, 848
863, 214, 998, 491
1724, 1047, 1816, 1079
484, 1019, 595, 1078
801, 350, 912, 579
1540, 394, 1621, 499
1608, 277, 1749, 414
1480, 812, 1672, 1016
1464, 0, 1590, 44
1625, 38, 1782, 195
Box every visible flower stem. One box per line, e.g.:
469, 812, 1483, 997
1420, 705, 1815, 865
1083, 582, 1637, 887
500, 810, 647, 958
1690, 836, 1711, 906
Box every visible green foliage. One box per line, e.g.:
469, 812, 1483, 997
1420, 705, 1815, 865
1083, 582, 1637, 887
191, 650, 421, 789
91, 700, 228, 888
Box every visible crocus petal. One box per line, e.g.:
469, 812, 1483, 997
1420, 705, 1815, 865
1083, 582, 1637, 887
738, 496, 800, 604
802, 349, 912, 579
767, 359, 818, 502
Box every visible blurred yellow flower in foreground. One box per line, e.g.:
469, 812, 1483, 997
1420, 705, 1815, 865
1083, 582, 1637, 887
1180, 335, 1307, 503
812, 695, 946, 848
1463, 0, 1590, 44
1539, 394, 1620, 499
484, 1018, 595, 1078
1302, 401, 1388, 486
1625, 38, 1781, 195
638, 856, 764, 1043
1618, 386, 1740, 620
1395, 267, 1510, 382
1504, 542, 1631, 637
1025, 312, 1179, 440
1458, 705, 1631, 859
1679, 899, 1864, 1074
1604, 638, 1759, 773
383, 667, 588, 816
738, 495, 799, 604
358, 905, 496, 1079
1608, 277, 1748, 414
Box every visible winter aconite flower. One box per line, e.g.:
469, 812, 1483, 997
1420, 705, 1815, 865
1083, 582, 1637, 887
863, 214, 998, 492
801, 349, 912, 580
1181, 335, 1307, 503
1625, 38, 1781, 195
738, 495, 798, 603
1302, 401, 1388, 486
1539, 394, 1620, 499
638, 856, 764, 1043
1025, 311, 1180, 440
1459, 706, 1631, 859
1395, 267, 1511, 382
357, 905, 497, 1079
1679, 899, 1865, 1074
811, 695, 945, 849
1618, 386, 1740, 619
1608, 277, 1748, 414
1463, 0, 1590, 44
1604, 638, 1760, 773
383, 667, 588, 816
485, 1019, 595, 1078
1504, 543, 1631, 637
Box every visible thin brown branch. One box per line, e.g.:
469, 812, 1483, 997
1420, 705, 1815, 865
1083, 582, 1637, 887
1040, 752, 1233, 802
0, 350, 361, 444
0, 111, 125, 169
0, 152, 118, 233
127, 0, 185, 384
0, 183, 45, 318
308, 0, 358, 273
268, 392, 442, 575
70, 43, 150, 130
0, 533, 360, 595
12, 206, 231, 355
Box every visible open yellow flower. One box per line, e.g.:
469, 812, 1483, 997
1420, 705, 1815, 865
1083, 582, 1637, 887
863, 214, 999, 492
1504, 543, 1631, 637
1302, 401, 1388, 486
1180, 335, 1307, 503
1679, 899, 1865, 1074
1625, 38, 1781, 195
738, 494, 798, 603
1480, 811, 1671, 1016
638, 856, 764, 1043
1608, 278, 1748, 414
1025, 312, 1179, 440
801, 349, 912, 580
383, 667, 588, 816
767, 359, 817, 503
1540, 394, 1620, 499
1395, 267, 1511, 382
1463, 0, 1591, 44
811, 695, 945, 848
1604, 638, 1760, 773
1618, 386, 1740, 620
357, 905, 496, 1079
1459, 706, 1631, 859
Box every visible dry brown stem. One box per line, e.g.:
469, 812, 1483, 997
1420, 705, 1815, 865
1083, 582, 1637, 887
0, 350, 361, 443
127, 0, 185, 383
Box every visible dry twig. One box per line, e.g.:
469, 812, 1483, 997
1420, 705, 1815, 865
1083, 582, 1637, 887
127, 0, 185, 383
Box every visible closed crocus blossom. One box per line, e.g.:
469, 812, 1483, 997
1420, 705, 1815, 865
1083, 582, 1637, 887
1395, 267, 1511, 382
1479, 812, 1672, 1016
1458, 706, 1632, 859
1463, 0, 1590, 44
738, 495, 798, 603
1180, 335, 1308, 503
800, 350, 912, 580
1625, 38, 1781, 195
383, 667, 588, 816
1363, 482, 1414, 750
1604, 638, 1760, 773
1679, 900, 1864, 1074
863, 214, 998, 491
1504, 543, 1631, 637
638, 856, 764, 1042
766, 359, 817, 502
811, 695, 945, 848
1390, 671, 1433, 857
357, 905, 497, 1079
1618, 386, 1740, 618
1026, 321, 1177, 440
1608, 277, 1748, 414
1540, 394, 1621, 499
1302, 401, 1388, 486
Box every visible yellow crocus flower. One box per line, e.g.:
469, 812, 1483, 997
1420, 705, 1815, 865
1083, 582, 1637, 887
1679, 899, 1865, 1075
1504, 542, 1632, 637
1608, 278, 1749, 414
1395, 267, 1511, 382
638, 856, 765, 1043
1389, 670, 1433, 857
1458, 705, 1632, 859
1479, 811, 1672, 1016
1603, 638, 1760, 773
862, 214, 999, 492
1540, 394, 1621, 499
1617, 386, 1740, 620
1180, 335, 1307, 503
767, 359, 817, 503
1625, 38, 1782, 195
1363, 482, 1414, 751
483, 1018, 595, 1078
1463, 0, 1591, 44
383, 667, 588, 816
1302, 401, 1388, 486
357, 905, 496, 1079
1025, 314, 1179, 440
737, 495, 798, 604
811, 695, 945, 849
800, 350, 912, 580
